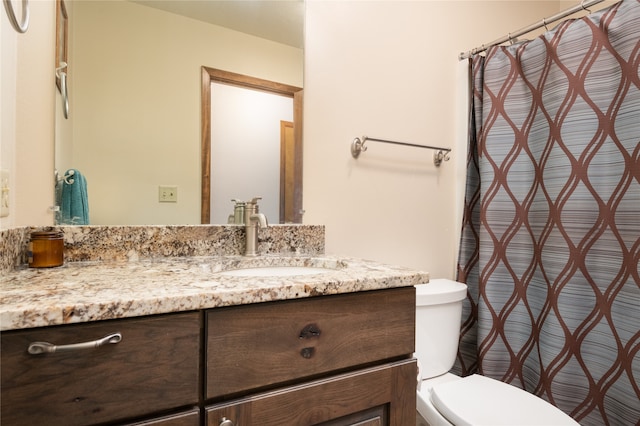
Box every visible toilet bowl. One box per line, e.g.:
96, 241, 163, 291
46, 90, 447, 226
415, 279, 579, 426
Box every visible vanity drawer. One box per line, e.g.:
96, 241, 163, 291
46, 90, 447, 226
205, 358, 417, 426
1, 312, 201, 426
206, 287, 415, 399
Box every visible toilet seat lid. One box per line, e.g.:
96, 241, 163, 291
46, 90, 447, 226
430, 374, 580, 426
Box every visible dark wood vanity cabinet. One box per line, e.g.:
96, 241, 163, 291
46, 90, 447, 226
1, 287, 416, 426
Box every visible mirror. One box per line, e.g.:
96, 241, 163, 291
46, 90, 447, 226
54, 0, 304, 225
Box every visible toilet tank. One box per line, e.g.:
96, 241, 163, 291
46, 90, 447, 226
415, 279, 468, 379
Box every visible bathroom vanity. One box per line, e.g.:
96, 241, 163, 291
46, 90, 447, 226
0, 236, 428, 426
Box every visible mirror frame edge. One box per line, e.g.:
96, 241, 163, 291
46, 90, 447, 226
200, 66, 303, 224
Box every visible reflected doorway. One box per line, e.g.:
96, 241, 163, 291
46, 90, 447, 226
201, 67, 303, 224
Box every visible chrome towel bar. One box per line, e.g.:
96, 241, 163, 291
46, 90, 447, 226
351, 136, 452, 167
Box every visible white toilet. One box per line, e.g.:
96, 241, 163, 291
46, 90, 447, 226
415, 279, 580, 426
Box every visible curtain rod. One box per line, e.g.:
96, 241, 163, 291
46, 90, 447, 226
459, 0, 606, 60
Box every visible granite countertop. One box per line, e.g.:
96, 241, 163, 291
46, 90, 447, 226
0, 255, 429, 331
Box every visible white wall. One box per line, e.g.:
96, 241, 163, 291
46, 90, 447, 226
1, 0, 55, 229
302, 1, 572, 277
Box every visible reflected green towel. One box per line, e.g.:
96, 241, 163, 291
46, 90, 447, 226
57, 169, 89, 225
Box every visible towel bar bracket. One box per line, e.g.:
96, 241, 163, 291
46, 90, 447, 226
351, 137, 367, 158
433, 150, 451, 167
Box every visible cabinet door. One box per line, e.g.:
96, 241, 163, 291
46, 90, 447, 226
1, 312, 201, 426
205, 358, 417, 426
207, 287, 415, 399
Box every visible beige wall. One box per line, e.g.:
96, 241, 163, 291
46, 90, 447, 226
1, 0, 55, 229
302, 1, 575, 278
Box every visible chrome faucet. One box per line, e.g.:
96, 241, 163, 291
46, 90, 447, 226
244, 197, 268, 256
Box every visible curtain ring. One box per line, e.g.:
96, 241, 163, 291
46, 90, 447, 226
542, 18, 548, 31
581, 0, 592, 14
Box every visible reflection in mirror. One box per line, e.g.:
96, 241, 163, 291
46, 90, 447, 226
201, 68, 303, 224
54, 0, 304, 225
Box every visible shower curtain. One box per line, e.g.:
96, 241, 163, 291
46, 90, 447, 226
456, 1, 639, 425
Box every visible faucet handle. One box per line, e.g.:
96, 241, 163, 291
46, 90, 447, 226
230, 199, 246, 224
247, 197, 262, 206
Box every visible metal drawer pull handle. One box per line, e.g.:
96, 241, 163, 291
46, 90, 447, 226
28, 332, 122, 355
219, 417, 235, 426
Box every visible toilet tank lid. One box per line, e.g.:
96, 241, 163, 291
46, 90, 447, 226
415, 279, 467, 306
431, 374, 580, 426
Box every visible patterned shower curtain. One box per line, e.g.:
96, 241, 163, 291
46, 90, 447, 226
456, 1, 640, 425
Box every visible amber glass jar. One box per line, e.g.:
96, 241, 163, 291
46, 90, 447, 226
28, 231, 64, 268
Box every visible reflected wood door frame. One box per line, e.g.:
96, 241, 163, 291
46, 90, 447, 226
280, 120, 294, 223
200, 66, 303, 224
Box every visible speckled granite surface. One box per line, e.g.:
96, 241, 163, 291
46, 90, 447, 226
1, 254, 429, 331
0, 227, 28, 272
1, 225, 429, 331
0, 225, 324, 271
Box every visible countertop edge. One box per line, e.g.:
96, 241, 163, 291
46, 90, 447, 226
1, 256, 429, 331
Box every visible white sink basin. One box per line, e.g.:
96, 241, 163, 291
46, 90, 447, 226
218, 266, 333, 277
